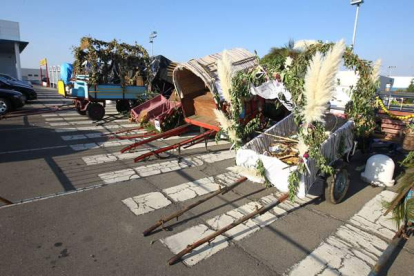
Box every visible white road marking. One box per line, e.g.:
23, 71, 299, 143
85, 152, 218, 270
285, 191, 398, 276
60, 130, 146, 141
82, 140, 230, 165
69, 140, 136, 151
48, 119, 131, 126
45, 117, 90, 121
122, 171, 241, 216
122, 193, 172, 216
161, 224, 230, 266
99, 150, 235, 184
54, 124, 135, 133
160, 190, 317, 266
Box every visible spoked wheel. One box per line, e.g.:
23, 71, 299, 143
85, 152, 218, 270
325, 167, 350, 204
116, 100, 131, 113
0, 98, 11, 115
87, 103, 105, 121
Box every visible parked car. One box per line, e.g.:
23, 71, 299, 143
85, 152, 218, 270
0, 89, 26, 115
0, 76, 37, 101
0, 73, 33, 88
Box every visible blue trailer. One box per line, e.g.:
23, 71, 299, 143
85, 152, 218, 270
58, 76, 147, 120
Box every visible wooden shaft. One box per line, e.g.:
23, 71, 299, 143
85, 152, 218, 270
168, 193, 289, 265
255, 131, 298, 143
0, 196, 13, 205
143, 177, 247, 236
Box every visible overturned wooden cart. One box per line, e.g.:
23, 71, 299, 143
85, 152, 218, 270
118, 48, 265, 162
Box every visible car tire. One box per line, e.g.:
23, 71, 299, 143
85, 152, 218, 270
87, 103, 105, 121
0, 98, 11, 115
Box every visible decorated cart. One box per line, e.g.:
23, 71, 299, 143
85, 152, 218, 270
137, 39, 384, 266
117, 48, 268, 162
58, 37, 151, 120
237, 112, 356, 203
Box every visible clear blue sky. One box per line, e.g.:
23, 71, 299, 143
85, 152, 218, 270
1, 0, 413, 75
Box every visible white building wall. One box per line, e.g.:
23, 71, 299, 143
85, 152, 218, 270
21, 68, 41, 83
389, 76, 414, 90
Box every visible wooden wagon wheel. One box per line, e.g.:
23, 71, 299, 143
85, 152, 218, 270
325, 164, 350, 204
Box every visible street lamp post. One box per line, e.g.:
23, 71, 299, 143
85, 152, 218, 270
149, 31, 157, 57
351, 0, 364, 49
388, 66, 396, 77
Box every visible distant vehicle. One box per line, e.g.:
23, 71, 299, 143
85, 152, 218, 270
0, 73, 33, 88
0, 89, 26, 115
0, 76, 37, 101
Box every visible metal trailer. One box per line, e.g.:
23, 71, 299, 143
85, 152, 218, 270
58, 76, 147, 121
237, 113, 357, 204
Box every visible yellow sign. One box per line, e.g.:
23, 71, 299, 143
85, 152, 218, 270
40, 58, 47, 66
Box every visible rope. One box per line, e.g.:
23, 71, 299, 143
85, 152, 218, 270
376, 96, 414, 120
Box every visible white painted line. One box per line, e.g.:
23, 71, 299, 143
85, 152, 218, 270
99, 150, 235, 184
0, 145, 68, 155
159, 190, 316, 266
122, 171, 241, 216
82, 140, 230, 165
54, 124, 136, 133
61, 130, 146, 141
45, 117, 90, 121
163, 177, 220, 202
349, 190, 397, 240
48, 119, 131, 126
69, 140, 136, 151
285, 191, 397, 276
161, 224, 230, 266
122, 192, 172, 216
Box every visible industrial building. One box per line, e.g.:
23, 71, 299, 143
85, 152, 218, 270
0, 19, 28, 80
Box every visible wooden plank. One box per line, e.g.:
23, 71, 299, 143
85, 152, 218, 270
381, 118, 406, 126
381, 123, 405, 130
381, 128, 403, 134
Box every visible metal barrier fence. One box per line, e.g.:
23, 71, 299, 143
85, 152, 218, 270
48, 65, 60, 88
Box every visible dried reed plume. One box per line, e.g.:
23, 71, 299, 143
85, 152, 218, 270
213, 109, 232, 131
293, 40, 318, 51
371, 59, 382, 83
303, 39, 345, 125
217, 50, 233, 103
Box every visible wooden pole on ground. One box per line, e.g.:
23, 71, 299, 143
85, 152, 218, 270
0, 196, 13, 205
143, 177, 247, 236
168, 192, 289, 265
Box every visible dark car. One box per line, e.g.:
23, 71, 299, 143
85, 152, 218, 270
0, 76, 37, 101
0, 89, 26, 115
0, 73, 34, 88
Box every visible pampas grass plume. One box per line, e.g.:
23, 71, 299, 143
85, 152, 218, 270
371, 59, 382, 83
217, 50, 233, 103
213, 109, 232, 131
303, 39, 345, 125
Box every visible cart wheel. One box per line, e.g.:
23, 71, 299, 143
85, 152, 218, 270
87, 103, 105, 121
325, 167, 350, 204
116, 100, 131, 113
76, 106, 86, 115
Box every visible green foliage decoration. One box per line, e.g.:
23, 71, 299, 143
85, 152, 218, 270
279, 41, 378, 200
72, 37, 150, 88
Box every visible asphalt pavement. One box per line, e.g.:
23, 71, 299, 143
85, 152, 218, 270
0, 86, 413, 276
